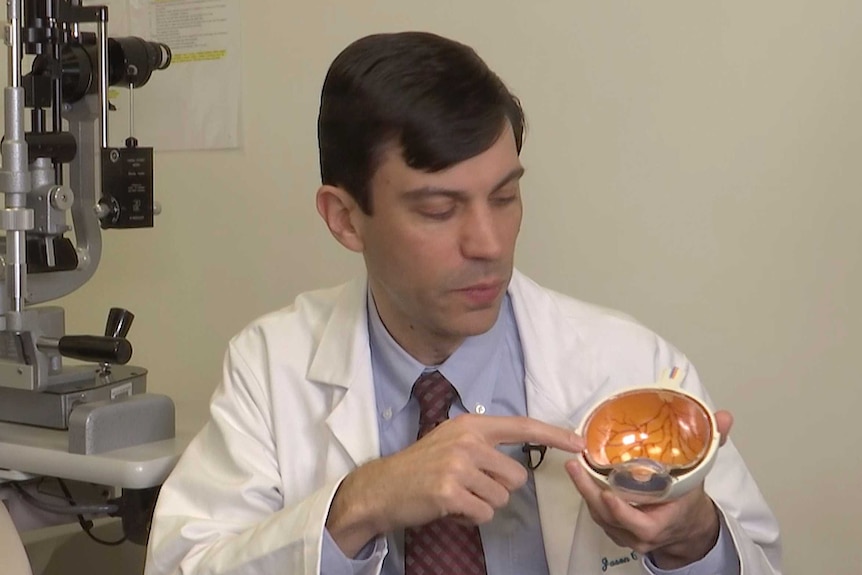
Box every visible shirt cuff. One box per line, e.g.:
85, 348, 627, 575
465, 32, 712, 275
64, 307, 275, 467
320, 527, 387, 575
643, 513, 740, 575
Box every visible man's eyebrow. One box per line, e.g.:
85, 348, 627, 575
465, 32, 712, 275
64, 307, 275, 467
401, 166, 526, 200
491, 166, 526, 192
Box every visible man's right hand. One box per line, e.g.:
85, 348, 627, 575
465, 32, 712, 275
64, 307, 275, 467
325, 414, 584, 557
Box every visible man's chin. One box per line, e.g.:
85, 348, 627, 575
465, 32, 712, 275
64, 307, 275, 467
458, 305, 504, 337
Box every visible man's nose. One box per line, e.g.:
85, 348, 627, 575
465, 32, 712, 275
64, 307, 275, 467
460, 206, 503, 260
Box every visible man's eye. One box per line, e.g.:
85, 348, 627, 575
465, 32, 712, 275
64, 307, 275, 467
490, 184, 520, 206
420, 208, 456, 220
416, 200, 456, 220
491, 194, 518, 206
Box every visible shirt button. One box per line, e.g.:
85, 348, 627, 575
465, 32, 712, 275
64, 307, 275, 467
382, 407, 393, 420
475, 404, 486, 415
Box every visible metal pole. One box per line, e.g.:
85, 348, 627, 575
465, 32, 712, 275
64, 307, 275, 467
3, 0, 30, 321
97, 13, 109, 148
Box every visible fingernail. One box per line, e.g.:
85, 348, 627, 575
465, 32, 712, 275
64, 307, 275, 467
571, 432, 585, 451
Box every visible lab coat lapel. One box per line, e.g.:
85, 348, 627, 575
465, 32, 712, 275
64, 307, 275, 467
307, 277, 381, 470
525, 383, 583, 575
509, 271, 596, 575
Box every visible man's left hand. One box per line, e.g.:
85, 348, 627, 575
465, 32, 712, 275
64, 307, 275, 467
565, 410, 734, 570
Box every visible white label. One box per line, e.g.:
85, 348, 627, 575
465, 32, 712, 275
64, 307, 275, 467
111, 382, 133, 400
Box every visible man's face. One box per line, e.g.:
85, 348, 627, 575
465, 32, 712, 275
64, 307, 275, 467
355, 123, 523, 364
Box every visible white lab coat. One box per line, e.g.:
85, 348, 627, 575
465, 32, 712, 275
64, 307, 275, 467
145, 271, 782, 575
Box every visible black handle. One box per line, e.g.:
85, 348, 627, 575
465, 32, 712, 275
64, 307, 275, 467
58, 335, 133, 365
105, 307, 135, 338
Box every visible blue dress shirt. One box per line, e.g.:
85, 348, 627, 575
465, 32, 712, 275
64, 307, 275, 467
320, 291, 739, 575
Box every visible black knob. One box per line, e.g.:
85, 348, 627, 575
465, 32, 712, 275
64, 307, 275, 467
105, 307, 135, 338
58, 335, 133, 365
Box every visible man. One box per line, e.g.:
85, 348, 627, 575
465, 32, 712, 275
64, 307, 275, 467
145, 32, 781, 575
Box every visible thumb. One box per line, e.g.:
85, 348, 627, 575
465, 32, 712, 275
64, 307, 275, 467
714, 409, 734, 446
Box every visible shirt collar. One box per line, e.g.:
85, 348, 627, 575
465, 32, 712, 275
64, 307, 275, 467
367, 288, 507, 418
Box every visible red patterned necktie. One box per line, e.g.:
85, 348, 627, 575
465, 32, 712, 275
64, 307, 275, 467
404, 371, 487, 575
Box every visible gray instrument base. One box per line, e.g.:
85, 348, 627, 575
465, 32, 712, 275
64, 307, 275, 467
0, 365, 147, 429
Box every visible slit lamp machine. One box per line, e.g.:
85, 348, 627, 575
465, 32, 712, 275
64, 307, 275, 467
0, 0, 180, 547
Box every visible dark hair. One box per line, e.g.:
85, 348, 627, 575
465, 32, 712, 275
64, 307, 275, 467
318, 32, 525, 214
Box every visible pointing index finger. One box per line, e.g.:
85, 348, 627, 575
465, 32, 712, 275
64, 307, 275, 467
479, 416, 584, 453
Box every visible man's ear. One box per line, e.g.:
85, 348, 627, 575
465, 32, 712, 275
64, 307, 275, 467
316, 185, 365, 253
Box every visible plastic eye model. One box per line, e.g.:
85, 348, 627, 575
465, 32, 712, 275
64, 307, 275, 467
575, 368, 720, 504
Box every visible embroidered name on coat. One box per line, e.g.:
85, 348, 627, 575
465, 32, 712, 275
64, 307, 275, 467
601, 551, 639, 571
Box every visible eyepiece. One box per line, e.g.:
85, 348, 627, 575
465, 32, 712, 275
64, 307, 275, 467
55, 36, 172, 103
108, 37, 172, 88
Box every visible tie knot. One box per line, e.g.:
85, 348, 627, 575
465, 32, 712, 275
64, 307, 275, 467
412, 371, 455, 437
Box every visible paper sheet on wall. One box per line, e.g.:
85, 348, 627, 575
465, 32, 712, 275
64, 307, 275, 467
100, 0, 241, 151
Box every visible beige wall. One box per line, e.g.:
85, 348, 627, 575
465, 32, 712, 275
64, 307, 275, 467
30, 0, 861, 572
